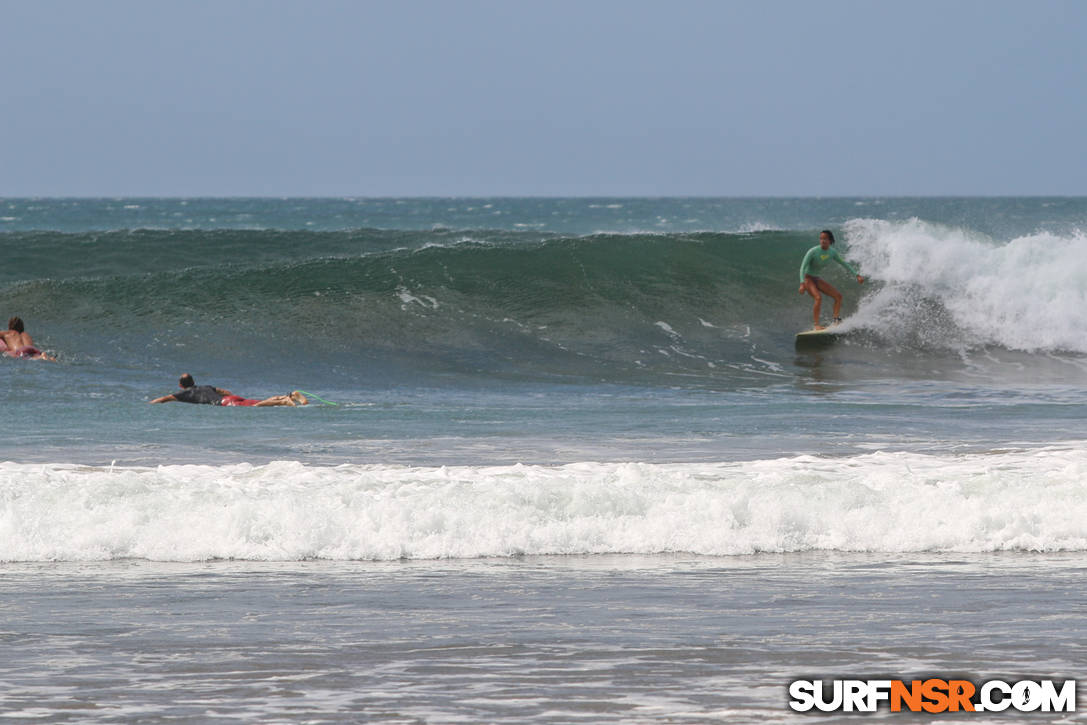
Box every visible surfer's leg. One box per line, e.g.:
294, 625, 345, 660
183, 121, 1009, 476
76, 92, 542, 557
803, 276, 823, 328
253, 395, 291, 406
253, 391, 308, 407
816, 279, 843, 320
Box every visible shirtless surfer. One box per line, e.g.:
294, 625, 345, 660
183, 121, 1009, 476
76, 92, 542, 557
0, 317, 55, 360
798, 230, 864, 330
150, 374, 308, 406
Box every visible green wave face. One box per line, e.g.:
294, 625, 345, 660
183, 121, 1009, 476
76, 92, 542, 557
0, 229, 823, 382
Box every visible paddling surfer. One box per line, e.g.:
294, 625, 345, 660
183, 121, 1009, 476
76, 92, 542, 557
150, 373, 307, 406
798, 230, 864, 330
0, 317, 55, 360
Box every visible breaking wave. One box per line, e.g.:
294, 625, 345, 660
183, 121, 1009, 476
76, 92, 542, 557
3, 446, 1086, 562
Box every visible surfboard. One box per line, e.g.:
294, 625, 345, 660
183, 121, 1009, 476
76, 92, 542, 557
795, 326, 842, 348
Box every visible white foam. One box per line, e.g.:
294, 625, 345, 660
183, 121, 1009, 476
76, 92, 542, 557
735, 222, 778, 233
844, 218, 1087, 352
396, 286, 440, 310
418, 236, 493, 250
2, 447, 1087, 562
654, 321, 679, 336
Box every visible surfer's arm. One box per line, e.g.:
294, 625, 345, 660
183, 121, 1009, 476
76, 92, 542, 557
214, 387, 234, 397
832, 248, 860, 277
149, 394, 176, 404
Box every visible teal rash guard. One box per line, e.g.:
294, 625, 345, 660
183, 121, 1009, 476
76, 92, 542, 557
799, 245, 859, 283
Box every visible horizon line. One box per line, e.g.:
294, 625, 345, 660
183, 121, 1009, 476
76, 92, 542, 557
2, 193, 1086, 200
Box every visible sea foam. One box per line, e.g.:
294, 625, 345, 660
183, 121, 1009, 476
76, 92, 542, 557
2, 447, 1086, 562
844, 218, 1087, 352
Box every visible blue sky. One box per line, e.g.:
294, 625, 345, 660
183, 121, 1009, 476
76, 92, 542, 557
2, 0, 1084, 196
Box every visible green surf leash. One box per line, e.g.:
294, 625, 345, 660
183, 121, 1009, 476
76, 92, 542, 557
297, 390, 340, 406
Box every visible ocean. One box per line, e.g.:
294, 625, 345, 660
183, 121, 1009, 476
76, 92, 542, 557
2, 197, 1085, 722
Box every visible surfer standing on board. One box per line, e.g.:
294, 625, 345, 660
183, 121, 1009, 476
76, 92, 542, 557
798, 230, 864, 330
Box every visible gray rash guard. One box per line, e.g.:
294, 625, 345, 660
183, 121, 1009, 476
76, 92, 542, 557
172, 385, 224, 405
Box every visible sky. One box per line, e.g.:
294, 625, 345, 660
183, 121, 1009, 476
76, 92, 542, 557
1, 0, 1084, 196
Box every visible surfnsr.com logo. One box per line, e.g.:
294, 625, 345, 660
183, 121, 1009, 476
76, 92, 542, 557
788, 679, 1076, 713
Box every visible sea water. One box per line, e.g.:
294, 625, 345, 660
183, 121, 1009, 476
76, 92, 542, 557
1, 198, 1086, 721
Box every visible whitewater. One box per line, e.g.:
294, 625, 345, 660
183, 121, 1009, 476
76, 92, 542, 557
843, 217, 1087, 353
3, 446, 1087, 562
